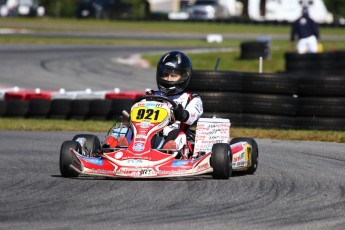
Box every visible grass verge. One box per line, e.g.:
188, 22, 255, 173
0, 118, 344, 143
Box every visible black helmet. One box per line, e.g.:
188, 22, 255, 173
156, 51, 192, 95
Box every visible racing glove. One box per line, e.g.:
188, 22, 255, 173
174, 104, 189, 122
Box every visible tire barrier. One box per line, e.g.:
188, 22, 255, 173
243, 94, 297, 116
48, 99, 72, 119
108, 99, 135, 120
298, 97, 345, 118
68, 100, 91, 120
0, 71, 344, 130
297, 74, 345, 96
241, 72, 298, 95
187, 70, 243, 92
88, 99, 112, 120
4, 100, 29, 117
0, 100, 6, 117
26, 99, 51, 118
240, 41, 269, 60
195, 91, 243, 113
285, 51, 345, 75
242, 114, 296, 130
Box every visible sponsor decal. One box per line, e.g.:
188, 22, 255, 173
141, 168, 154, 175
133, 142, 144, 152
115, 151, 123, 159
122, 156, 151, 160
145, 102, 157, 108
127, 159, 143, 164
172, 160, 190, 167
91, 169, 115, 174
233, 155, 242, 162
159, 170, 187, 175
196, 163, 210, 171
115, 167, 156, 176
80, 156, 104, 166
134, 137, 146, 142
236, 161, 247, 166
140, 121, 152, 128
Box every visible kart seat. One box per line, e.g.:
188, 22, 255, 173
151, 134, 165, 149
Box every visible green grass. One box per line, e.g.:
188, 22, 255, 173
1, 18, 345, 35
2, 18, 344, 72
1, 118, 344, 143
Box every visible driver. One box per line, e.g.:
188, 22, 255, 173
103, 51, 204, 158
154, 51, 203, 154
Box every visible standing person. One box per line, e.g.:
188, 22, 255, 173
290, 7, 320, 54
103, 51, 204, 157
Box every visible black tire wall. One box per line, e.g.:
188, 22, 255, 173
1, 67, 344, 130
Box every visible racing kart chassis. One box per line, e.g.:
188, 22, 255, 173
59, 95, 258, 179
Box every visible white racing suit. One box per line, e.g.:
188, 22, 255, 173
163, 92, 203, 151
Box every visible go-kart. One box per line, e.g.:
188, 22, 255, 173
59, 95, 258, 179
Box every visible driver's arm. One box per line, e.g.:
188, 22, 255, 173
181, 95, 203, 125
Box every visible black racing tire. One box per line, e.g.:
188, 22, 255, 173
297, 75, 345, 97
72, 134, 101, 157
68, 100, 91, 120
241, 72, 298, 95
195, 91, 243, 113
211, 143, 232, 179
242, 114, 296, 129
4, 100, 29, 117
240, 42, 267, 59
336, 51, 345, 74
243, 94, 298, 116
230, 137, 258, 174
49, 99, 72, 119
285, 52, 339, 74
59, 141, 81, 178
26, 99, 51, 118
0, 100, 6, 117
88, 99, 112, 120
285, 52, 315, 73
298, 97, 345, 118
108, 99, 135, 120
186, 70, 243, 92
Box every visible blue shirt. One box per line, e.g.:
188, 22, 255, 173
290, 16, 319, 41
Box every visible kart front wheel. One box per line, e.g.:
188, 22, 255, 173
211, 143, 232, 179
59, 141, 81, 178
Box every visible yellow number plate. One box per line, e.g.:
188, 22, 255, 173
131, 106, 168, 123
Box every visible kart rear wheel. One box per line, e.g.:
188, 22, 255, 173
72, 134, 101, 157
230, 137, 258, 174
59, 141, 81, 177
211, 143, 232, 179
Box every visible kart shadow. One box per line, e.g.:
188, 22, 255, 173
52, 172, 247, 181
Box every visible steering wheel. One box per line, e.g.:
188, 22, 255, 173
135, 95, 179, 111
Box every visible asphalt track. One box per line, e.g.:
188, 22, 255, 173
1, 45, 345, 229
1, 131, 345, 230
0, 44, 162, 91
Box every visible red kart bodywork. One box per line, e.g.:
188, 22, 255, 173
60, 95, 258, 179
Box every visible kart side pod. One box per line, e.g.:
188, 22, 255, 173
194, 117, 231, 155
194, 117, 232, 179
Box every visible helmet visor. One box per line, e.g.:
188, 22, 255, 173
161, 68, 182, 82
